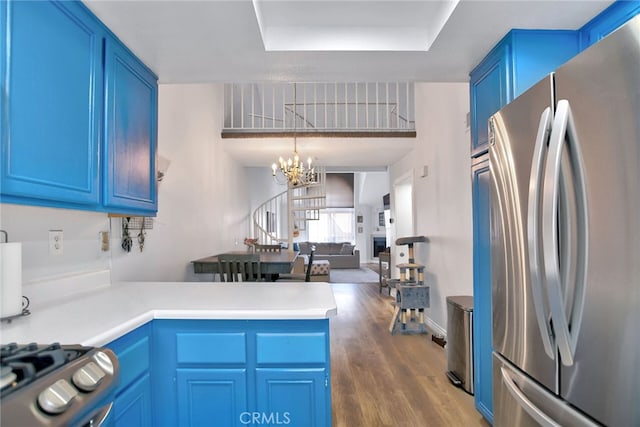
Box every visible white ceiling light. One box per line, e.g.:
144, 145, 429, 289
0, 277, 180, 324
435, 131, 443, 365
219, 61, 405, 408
252, 0, 460, 52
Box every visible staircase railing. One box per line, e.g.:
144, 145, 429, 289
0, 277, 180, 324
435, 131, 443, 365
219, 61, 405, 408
253, 189, 288, 244
253, 168, 327, 246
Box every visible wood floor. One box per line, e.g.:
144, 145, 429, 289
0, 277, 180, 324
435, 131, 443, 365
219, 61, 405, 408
330, 281, 490, 427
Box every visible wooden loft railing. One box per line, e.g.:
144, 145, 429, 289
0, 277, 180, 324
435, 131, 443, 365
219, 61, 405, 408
223, 82, 416, 136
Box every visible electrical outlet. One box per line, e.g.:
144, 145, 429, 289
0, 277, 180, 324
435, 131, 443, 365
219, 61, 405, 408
100, 231, 110, 252
49, 230, 63, 256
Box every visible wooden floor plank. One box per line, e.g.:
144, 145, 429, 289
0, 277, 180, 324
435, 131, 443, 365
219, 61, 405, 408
330, 282, 490, 427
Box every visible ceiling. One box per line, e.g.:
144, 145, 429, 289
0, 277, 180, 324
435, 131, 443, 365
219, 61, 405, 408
83, 0, 612, 169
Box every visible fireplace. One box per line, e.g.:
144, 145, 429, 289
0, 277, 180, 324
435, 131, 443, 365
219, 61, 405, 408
372, 236, 387, 257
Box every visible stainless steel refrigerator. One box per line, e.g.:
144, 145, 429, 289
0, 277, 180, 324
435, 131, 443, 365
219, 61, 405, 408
489, 16, 640, 427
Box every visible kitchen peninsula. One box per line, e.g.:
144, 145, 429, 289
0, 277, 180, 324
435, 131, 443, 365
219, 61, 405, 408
0, 278, 337, 427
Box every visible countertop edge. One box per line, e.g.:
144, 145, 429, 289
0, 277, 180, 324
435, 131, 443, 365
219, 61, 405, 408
3, 281, 338, 347
85, 307, 338, 347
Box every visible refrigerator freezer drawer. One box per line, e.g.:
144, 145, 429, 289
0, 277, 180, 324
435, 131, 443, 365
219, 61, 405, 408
493, 352, 600, 427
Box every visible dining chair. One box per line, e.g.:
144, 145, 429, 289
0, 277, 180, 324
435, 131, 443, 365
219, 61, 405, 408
217, 253, 262, 282
254, 243, 282, 253
277, 246, 315, 282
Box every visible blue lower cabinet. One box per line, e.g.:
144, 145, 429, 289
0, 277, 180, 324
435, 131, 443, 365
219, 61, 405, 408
153, 319, 331, 427
106, 323, 153, 427
176, 368, 248, 427
112, 373, 152, 427
255, 368, 328, 427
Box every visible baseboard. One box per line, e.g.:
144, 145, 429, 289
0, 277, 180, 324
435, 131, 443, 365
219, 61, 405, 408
425, 316, 447, 342
431, 335, 447, 347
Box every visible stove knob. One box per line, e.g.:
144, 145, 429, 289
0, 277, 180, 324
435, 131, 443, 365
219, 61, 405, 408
92, 351, 114, 376
38, 379, 78, 414
72, 361, 105, 392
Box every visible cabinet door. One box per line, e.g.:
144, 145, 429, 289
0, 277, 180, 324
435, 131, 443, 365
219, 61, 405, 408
256, 368, 329, 427
511, 30, 579, 98
112, 373, 152, 427
469, 45, 510, 157
471, 156, 492, 422
579, 1, 640, 50
103, 37, 158, 215
1, 0, 102, 206
176, 368, 247, 427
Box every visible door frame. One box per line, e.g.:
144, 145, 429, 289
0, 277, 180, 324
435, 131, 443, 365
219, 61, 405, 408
392, 170, 415, 272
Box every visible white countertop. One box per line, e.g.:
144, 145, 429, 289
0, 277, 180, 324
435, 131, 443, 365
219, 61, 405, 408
0, 281, 337, 347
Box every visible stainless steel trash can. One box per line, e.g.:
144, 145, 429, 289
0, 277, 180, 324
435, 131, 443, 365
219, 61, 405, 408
446, 295, 474, 394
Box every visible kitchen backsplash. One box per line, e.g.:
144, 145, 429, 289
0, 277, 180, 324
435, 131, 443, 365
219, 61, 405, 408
0, 203, 111, 283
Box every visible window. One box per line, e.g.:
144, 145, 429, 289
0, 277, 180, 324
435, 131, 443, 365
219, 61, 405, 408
307, 209, 355, 243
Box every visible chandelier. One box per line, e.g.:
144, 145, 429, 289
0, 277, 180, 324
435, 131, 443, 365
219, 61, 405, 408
271, 136, 316, 187
271, 84, 317, 187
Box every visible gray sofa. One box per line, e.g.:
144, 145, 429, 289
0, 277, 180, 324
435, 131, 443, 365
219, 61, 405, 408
297, 241, 360, 269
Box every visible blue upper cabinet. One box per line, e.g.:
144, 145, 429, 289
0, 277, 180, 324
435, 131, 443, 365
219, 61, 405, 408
469, 30, 579, 157
0, 0, 158, 215
469, 43, 510, 158
103, 37, 158, 215
0, 0, 103, 207
579, 1, 640, 50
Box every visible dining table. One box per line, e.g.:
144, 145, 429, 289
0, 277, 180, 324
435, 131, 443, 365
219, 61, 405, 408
191, 250, 298, 281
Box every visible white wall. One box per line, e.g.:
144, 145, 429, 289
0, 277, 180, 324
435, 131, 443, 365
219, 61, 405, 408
389, 82, 473, 335
111, 84, 250, 282
0, 84, 251, 286
0, 204, 111, 284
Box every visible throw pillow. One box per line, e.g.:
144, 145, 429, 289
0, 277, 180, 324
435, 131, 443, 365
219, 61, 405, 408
298, 242, 310, 254
339, 243, 354, 255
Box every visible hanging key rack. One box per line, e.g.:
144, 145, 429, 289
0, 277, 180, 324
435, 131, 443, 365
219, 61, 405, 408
117, 217, 154, 253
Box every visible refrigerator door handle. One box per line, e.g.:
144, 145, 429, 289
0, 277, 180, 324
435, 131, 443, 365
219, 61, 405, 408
501, 367, 561, 427
527, 106, 556, 359
542, 99, 589, 366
